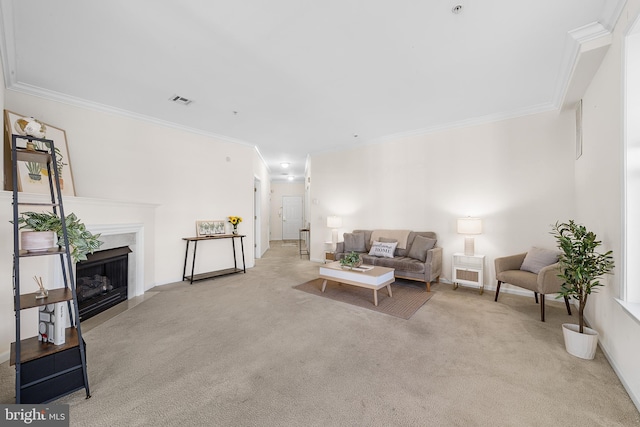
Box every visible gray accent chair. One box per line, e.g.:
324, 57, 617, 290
494, 252, 572, 322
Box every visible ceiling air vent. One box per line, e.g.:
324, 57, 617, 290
169, 95, 193, 106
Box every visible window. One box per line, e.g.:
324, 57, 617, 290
622, 18, 640, 323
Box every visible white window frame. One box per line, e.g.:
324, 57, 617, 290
620, 13, 640, 325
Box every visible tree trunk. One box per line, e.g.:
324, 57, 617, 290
579, 294, 587, 333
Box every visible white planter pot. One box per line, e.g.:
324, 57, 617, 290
562, 323, 599, 360
20, 231, 56, 252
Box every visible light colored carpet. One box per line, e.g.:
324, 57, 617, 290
294, 278, 433, 319
1, 240, 639, 426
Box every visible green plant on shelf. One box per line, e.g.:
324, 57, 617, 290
43, 142, 67, 175
16, 211, 103, 263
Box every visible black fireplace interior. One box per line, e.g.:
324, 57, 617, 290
76, 246, 132, 321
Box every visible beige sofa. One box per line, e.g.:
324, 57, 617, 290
334, 229, 442, 291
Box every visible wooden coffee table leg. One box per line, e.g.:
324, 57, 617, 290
321, 279, 328, 292
387, 284, 392, 297
373, 289, 378, 306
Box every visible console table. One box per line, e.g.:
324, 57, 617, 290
182, 234, 246, 284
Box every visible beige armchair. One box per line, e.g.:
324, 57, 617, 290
494, 252, 572, 322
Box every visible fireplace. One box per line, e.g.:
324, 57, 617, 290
76, 246, 132, 321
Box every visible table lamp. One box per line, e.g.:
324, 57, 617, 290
327, 216, 342, 252
457, 217, 482, 256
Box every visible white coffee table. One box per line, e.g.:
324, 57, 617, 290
318, 261, 395, 306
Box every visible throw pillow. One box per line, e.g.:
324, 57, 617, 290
520, 247, 560, 274
407, 235, 437, 262
379, 237, 398, 254
368, 241, 398, 258
343, 232, 366, 253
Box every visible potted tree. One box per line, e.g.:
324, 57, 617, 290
16, 211, 103, 263
551, 220, 614, 359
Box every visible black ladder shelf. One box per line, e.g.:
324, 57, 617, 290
10, 134, 91, 403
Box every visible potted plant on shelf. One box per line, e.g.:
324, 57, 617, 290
551, 220, 614, 359
16, 211, 103, 263
340, 251, 362, 269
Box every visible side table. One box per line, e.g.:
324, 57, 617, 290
299, 228, 310, 258
182, 234, 246, 284
452, 253, 485, 294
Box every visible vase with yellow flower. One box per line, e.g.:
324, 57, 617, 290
228, 216, 242, 235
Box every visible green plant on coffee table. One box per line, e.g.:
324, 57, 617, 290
16, 211, 103, 263
340, 251, 361, 268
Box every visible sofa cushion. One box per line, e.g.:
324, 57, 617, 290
407, 235, 437, 262
354, 230, 374, 252
371, 230, 411, 249
393, 232, 411, 257
360, 254, 379, 265
343, 232, 366, 253
374, 256, 426, 273
520, 247, 559, 274
368, 241, 397, 258
497, 269, 538, 291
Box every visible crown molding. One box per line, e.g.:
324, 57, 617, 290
307, 100, 557, 158
555, 22, 613, 110
253, 145, 271, 173
368, 102, 557, 146
601, 0, 628, 33
7, 82, 257, 148
570, 21, 612, 44
0, 0, 16, 89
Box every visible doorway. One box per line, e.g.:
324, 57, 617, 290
282, 195, 303, 240
254, 178, 261, 259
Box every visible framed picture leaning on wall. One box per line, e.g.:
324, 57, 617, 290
3, 110, 76, 196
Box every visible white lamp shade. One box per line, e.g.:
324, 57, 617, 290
327, 216, 343, 228
457, 217, 482, 235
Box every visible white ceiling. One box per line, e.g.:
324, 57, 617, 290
0, 0, 625, 181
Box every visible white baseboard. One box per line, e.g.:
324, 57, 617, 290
586, 316, 640, 413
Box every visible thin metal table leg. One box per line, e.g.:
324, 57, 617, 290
189, 241, 198, 284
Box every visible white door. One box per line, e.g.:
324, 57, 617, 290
282, 196, 303, 240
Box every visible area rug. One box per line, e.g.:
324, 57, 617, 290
293, 278, 434, 319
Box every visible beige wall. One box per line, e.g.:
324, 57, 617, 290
310, 109, 576, 278
253, 152, 271, 257
3, 91, 258, 279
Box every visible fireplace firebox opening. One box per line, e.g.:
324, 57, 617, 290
75, 246, 132, 321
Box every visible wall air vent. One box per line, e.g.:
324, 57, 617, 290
169, 95, 193, 106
